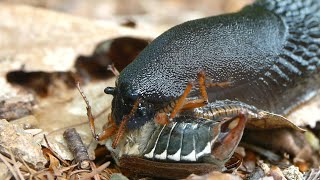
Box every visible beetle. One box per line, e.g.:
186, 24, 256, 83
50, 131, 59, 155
84, 0, 320, 178
107, 109, 248, 178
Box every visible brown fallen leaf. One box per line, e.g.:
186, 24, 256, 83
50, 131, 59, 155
47, 153, 61, 173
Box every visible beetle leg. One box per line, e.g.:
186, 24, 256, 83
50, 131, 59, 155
180, 70, 209, 110
224, 152, 242, 172
182, 71, 232, 110
168, 81, 194, 120
111, 98, 141, 148
154, 112, 170, 125
198, 70, 209, 102
96, 114, 118, 141
207, 81, 232, 88
169, 71, 230, 120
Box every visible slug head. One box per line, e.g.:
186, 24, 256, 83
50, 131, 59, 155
104, 86, 156, 129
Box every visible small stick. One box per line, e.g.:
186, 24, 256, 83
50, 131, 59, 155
80, 161, 110, 180
0, 153, 18, 180
43, 135, 70, 166
8, 150, 24, 180
63, 128, 91, 169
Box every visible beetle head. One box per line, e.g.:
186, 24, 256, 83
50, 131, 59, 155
104, 86, 156, 129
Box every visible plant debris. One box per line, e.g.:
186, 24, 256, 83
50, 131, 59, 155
0, 94, 35, 121
0, 119, 47, 170
243, 129, 318, 167
0, 162, 10, 179
63, 128, 91, 169
283, 166, 304, 180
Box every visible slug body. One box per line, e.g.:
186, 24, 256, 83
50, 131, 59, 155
104, 0, 320, 176
109, 0, 320, 130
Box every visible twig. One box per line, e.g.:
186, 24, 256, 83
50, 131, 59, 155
5, 175, 13, 180
30, 168, 49, 177
68, 169, 91, 178
9, 150, 25, 180
45, 171, 55, 180
59, 163, 78, 173
63, 128, 91, 169
80, 161, 110, 180
20, 157, 37, 177
91, 162, 101, 180
43, 135, 70, 166
0, 153, 19, 180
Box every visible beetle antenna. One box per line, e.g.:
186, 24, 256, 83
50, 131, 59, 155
96, 114, 118, 141
112, 97, 141, 148
107, 64, 120, 76
76, 82, 97, 138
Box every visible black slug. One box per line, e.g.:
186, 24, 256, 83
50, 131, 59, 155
106, 0, 320, 129
100, 0, 320, 177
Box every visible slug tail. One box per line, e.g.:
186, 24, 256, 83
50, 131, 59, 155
256, 0, 320, 74
255, 0, 320, 18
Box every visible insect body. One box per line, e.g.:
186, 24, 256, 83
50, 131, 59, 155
104, 100, 301, 174
110, 104, 248, 163
100, 0, 320, 177
105, 103, 248, 178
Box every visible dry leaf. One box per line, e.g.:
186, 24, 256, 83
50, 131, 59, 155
48, 153, 60, 172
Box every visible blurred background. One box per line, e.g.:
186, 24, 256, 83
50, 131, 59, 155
0, 0, 253, 29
